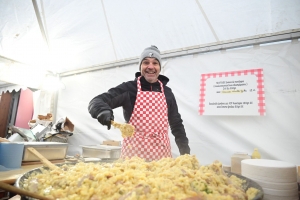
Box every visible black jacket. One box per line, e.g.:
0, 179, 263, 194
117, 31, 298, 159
88, 72, 190, 155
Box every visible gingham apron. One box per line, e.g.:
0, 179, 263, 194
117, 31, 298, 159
121, 76, 172, 161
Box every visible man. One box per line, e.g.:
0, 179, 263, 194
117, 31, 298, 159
88, 45, 190, 161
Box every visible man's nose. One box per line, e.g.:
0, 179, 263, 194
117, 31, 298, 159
147, 63, 155, 68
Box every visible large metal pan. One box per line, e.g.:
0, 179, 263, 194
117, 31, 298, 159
226, 171, 264, 200
15, 162, 264, 200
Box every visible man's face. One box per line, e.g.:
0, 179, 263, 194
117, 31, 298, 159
140, 57, 160, 83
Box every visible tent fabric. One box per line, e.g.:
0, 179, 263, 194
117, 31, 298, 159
57, 41, 300, 166
0, 84, 27, 94
0, 56, 49, 89
0, 0, 300, 78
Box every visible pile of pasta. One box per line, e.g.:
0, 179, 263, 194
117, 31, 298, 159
23, 155, 260, 200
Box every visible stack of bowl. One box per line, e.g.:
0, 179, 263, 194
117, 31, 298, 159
241, 159, 298, 200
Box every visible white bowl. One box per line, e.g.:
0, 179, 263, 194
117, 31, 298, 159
242, 172, 297, 183
263, 187, 298, 196
245, 177, 298, 190
263, 194, 299, 200
241, 167, 297, 182
241, 159, 297, 182
241, 159, 295, 168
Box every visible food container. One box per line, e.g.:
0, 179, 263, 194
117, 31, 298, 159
22, 142, 68, 161
222, 164, 231, 172
81, 145, 121, 159
231, 152, 251, 175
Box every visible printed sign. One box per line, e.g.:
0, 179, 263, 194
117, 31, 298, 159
199, 69, 265, 116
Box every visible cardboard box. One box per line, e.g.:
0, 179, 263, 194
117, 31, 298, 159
54, 117, 74, 133
37, 113, 52, 120
62, 117, 74, 132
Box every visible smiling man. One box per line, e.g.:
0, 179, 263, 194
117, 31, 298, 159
88, 45, 190, 161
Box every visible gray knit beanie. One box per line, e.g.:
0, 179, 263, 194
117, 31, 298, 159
138, 45, 162, 71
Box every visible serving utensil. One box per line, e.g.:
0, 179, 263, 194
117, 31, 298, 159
111, 120, 135, 138
27, 147, 60, 171
0, 181, 54, 200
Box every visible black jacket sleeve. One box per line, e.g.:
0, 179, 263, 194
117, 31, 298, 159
166, 88, 190, 155
88, 82, 131, 119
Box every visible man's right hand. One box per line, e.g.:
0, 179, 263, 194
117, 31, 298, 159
97, 110, 114, 130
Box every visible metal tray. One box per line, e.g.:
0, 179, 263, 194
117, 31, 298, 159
80, 145, 121, 159
226, 171, 264, 200
22, 142, 68, 161
15, 162, 263, 200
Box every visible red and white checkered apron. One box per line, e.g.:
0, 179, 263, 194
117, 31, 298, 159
121, 76, 172, 161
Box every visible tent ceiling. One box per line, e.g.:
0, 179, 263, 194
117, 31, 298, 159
0, 0, 300, 88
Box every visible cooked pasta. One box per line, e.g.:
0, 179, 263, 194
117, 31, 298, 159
23, 155, 260, 200
111, 121, 135, 138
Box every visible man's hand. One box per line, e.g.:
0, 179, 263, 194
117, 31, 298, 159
97, 110, 114, 130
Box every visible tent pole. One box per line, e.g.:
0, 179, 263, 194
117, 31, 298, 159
51, 90, 58, 124
32, 0, 49, 49
195, 0, 219, 42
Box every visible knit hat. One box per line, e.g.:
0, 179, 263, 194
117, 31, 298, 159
138, 45, 162, 71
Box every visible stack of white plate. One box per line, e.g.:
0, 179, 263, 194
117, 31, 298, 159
241, 159, 298, 200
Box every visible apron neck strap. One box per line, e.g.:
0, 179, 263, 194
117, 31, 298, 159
137, 76, 164, 93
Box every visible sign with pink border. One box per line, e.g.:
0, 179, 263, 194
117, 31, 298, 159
199, 69, 265, 116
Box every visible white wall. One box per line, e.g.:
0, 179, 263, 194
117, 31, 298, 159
55, 41, 300, 166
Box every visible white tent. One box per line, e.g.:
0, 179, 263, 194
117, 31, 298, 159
0, 0, 300, 166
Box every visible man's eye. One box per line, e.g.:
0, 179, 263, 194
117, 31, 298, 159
142, 61, 150, 65
153, 62, 158, 65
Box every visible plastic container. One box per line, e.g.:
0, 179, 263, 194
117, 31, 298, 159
0, 142, 24, 171
231, 152, 251, 175
222, 165, 231, 172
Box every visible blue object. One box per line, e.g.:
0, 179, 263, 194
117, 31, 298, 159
0, 142, 24, 171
